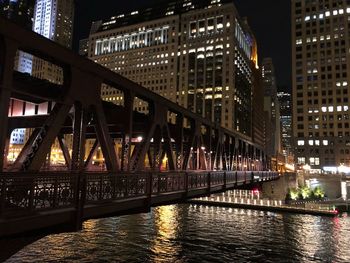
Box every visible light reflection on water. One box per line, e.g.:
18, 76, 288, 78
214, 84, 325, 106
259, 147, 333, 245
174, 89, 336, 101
151, 205, 181, 263
6, 205, 350, 263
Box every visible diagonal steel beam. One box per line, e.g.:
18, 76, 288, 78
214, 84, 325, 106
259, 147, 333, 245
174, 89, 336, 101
84, 139, 99, 170
172, 114, 184, 170
162, 124, 176, 171
152, 125, 162, 171
57, 134, 71, 169
0, 38, 18, 171
121, 91, 134, 171
130, 122, 156, 171
71, 102, 87, 171
24, 102, 73, 171
93, 102, 119, 172
10, 128, 40, 171
182, 122, 196, 171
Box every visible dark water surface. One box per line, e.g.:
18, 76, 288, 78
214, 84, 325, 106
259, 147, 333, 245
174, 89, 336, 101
6, 204, 350, 263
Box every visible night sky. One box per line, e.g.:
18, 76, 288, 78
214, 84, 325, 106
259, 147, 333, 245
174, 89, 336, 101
74, 0, 291, 91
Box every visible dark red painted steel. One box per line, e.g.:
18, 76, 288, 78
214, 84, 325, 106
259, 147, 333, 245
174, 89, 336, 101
0, 16, 270, 173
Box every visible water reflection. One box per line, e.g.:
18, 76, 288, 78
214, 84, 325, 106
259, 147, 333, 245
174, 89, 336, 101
151, 205, 181, 262
6, 204, 350, 263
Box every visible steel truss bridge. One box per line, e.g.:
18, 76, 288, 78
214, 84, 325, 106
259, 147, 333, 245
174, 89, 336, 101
0, 17, 279, 260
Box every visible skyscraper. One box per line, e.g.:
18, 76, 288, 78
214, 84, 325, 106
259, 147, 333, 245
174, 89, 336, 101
277, 91, 293, 159
0, 0, 34, 29
292, 0, 350, 173
262, 58, 282, 168
31, 0, 74, 83
0, 0, 35, 74
79, 38, 89, 57
87, 0, 260, 143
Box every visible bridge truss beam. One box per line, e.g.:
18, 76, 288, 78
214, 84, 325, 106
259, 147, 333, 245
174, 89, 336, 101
0, 17, 269, 173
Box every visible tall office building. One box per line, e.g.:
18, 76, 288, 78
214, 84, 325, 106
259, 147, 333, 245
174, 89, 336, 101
87, 0, 260, 141
1, 0, 35, 73
0, 0, 34, 28
262, 58, 282, 162
31, 0, 74, 84
277, 91, 293, 160
79, 38, 89, 56
0, 0, 35, 74
292, 0, 350, 173
1, 0, 35, 155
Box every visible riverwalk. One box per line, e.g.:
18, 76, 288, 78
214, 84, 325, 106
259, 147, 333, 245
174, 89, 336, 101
188, 190, 339, 217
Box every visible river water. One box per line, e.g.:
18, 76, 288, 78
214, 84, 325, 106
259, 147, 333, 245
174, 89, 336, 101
6, 175, 350, 263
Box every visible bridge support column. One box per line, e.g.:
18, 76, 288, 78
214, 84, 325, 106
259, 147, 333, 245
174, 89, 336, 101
174, 114, 184, 170
71, 102, 87, 171
73, 172, 86, 231
0, 38, 17, 171
121, 92, 134, 172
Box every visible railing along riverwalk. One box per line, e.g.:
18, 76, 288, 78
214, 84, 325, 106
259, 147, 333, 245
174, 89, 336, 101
189, 189, 339, 217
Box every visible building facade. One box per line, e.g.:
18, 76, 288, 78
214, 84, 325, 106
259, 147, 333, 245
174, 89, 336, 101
1, 0, 35, 74
87, 0, 260, 142
79, 38, 89, 56
0, 0, 34, 28
262, 58, 282, 161
292, 0, 350, 173
277, 91, 293, 159
31, 0, 74, 84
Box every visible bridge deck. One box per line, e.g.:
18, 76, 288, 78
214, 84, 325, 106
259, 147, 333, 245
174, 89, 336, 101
0, 171, 279, 237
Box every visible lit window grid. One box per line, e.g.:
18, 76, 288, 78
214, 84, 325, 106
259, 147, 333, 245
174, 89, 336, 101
292, 0, 350, 169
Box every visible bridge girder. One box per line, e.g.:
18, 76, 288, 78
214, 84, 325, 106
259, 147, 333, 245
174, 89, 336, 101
0, 17, 269, 173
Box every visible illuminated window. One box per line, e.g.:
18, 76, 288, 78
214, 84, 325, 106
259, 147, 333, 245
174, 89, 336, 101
297, 157, 306, 164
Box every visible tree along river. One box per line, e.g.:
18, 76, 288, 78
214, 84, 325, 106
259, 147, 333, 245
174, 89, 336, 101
6, 174, 350, 262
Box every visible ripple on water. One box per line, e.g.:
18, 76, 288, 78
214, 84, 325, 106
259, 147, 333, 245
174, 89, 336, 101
6, 205, 350, 263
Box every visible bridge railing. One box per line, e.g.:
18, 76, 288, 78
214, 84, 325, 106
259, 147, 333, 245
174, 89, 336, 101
188, 172, 208, 189
0, 171, 279, 217
152, 172, 186, 194
210, 171, 225, 186
0, 172, 78, 216
85, 172, 148, 203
